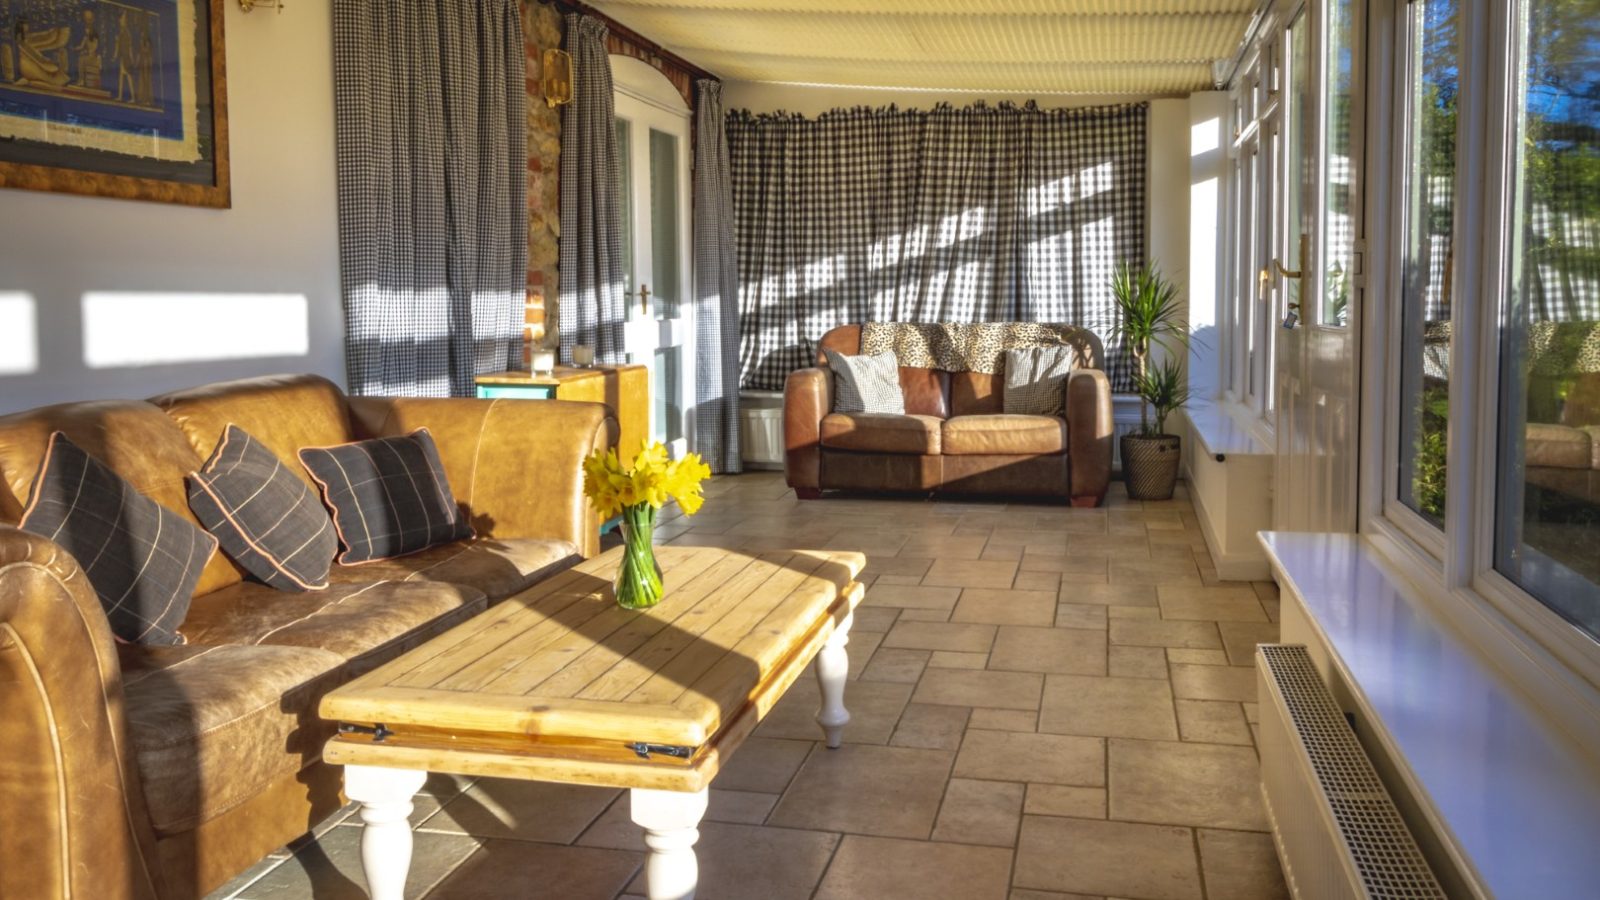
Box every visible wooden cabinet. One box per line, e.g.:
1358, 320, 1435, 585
475, 365, 649, 457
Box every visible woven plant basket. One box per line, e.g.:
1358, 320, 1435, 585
1121, 433, 1181, 501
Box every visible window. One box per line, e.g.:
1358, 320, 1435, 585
1397, 0, 1459, 525
1494, 0, 1600, 640
1321, 0, 1356, 327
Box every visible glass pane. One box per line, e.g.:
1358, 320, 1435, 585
654, 346, 683, 444
1397, 0, 1459, 525
615, 118, 635, 317
649, 128, 680, 319
1286, 15, 1310, 329
1321, 0, 1356, 326
1246, 144, 1259, 399
1495, 0, 1600, 640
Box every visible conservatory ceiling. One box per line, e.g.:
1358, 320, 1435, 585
587, 0, 1257, 95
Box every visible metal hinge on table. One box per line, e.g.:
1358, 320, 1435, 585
339, 722, 393, 743
629, 742, 693, 760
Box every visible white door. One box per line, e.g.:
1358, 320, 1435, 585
613, 57, 694, 458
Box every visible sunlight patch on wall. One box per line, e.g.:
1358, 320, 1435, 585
1191, 117, 1221, 156
82, 291, 310, 369
0, 292, 39, 375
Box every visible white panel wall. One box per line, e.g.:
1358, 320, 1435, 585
0, 4, 343, 413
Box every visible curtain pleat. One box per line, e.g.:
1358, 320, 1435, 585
729, 102, 1147, 392
333, 0, 527, 397
693, 80, 743, 474
557, 15, 627, 366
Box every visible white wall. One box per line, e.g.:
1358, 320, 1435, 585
0, 4, 342, 414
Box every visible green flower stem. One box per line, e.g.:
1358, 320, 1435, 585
616, 503, 664, 609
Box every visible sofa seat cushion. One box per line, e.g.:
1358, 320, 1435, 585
820, 414, 942, 455
119, 642, 345, 835
327, 537, 580, 601
942, 415, 1066, 456
1527, 423, 1592, 469
179, 580, 486, 667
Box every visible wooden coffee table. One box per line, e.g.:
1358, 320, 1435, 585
319, 545, 865, 900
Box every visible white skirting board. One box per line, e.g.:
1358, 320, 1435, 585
1181, 407, 1272, 581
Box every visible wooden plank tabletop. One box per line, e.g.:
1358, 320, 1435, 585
473, 364, 643, 387
321, 545, 864, 791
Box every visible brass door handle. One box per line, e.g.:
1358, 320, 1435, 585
638, 283, 651, 316
1274, 234, 1310, 280
1273, 258, 1302, 279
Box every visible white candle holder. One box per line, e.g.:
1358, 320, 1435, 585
531, 349, 556, 376
573, 345, 595, 367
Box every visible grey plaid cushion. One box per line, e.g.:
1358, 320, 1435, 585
20, 432, 215, 645
1003, 346, 1077, 416
188, 425, 338, 591
825, 350, 905, 414
299, 429, 472, 564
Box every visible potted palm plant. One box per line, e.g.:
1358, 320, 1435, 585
1111, 262, 1191, 501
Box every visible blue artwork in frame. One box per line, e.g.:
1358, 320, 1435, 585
0, 0, 228, 207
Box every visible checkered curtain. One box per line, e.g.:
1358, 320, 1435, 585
693, 80, 742, 474
558, 15, 627, 366
333, 0, 527, 397
729, 102, 1147, 391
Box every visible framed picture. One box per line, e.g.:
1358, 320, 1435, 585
0, 0, 229, 207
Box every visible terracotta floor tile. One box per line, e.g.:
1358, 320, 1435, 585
862, 646, 931, 683
707, 789, 780, 824
923, 558, 1021, 589
1108, 739, 1267, 831
767, 743, 954, 838
988, 626, 1107, 676
913, 667, 1044, 710
929, 649, 990, 669
1060, 582, 1159, 607
1156, 585, 1270, 622
1197, 828, 1291, 900
1023, 783, 1107, 819
883, 620, 999, 653
714, 737, 814, 793
1109, 618, 1221, 649
1014, 816, 1202, 900
814, 836, 1013, 900
1175, 700, 1253, 745
1038, 674, 1178, 740
863, 582, 961, 611
1054, 602, 1109, 629
1170, 662, 1256, 701
951, 588, 1059, 626
932, 777, 1026, 846
953, 729, 1104, 786
1108, 645, 1168, 679
1167, 648, 1229, 666
967, 707, 1038, 732
892, 702, 972, 750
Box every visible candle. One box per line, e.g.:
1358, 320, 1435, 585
531, 349, 556, 375
573, 344, 595, 367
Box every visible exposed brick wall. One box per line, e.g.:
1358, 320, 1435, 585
523, 1, 564, 365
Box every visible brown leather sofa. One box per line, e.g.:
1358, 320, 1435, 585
784, 324, 1114, 506
0, 374, 616, 899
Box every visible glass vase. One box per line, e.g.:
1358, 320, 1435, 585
614, 504, 664, 610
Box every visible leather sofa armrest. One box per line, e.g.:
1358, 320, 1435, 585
347, 397, 618, 557
1066, 368, 1114, 506
784, 367, 833, 497
0, 527, 165, 900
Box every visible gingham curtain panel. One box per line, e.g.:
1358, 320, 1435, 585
728, 101, 1147, 392
333, 0, 528, 397
693, 80, 743, 474
558, 14, 628, 367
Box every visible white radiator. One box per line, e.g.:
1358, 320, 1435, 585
1256, 645, 1445, 900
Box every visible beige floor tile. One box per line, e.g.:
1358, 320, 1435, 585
1175, 700, 1253, 745
883, 620, 999, 653
860, 555, 936, 577
876, 573, 925, 586
931, 778, 1026, 846
863, 583, 961, 611
1242, 701, 1260, 724
924, 557, 1021, 589
1108, 558, 1201, 586
618, 823, 840, 900
853, 605, 900, 633
1055, 603, 1109, 629
1009, 890, 1103, 900
714, 737, 814, 793
1038, 674, 1178, 740
1014, 570, 1063, 591
707, 789, 780, 824
423, 841, 640, 900
1170, 662, 1256, 701
951, 588, 1059, 626
900, 607, 955, 622
929, 649, 990, 669
815, 835, 1013, 900
1108, 739, 1267, 831
913, 667, 1044, 710
989, 626, 1107, 676
1167, 648, 1229, 665
768, 743, 954, 838
1066, 534, 1155, 557
953, 729, 1104, 786
1107, 605, 1161, 619
968, 707, 1038, 732
1198, 829, 1291, 900
1023, 783, 1107, 819
1109, 618, 1221, 649
417, 779, 616, 844
982, 543, 1026, 561
241, 826, 479, 899
1021, 555, 1109, 579
862, 646, 930, 683
756, 678, 913, 744
1156, 585, 1270, 622
1218, 621, 1282, 666
1061, 582, 1158, 607
901, 534, 991, 559
892, 703, 971, 750
1108, 645, 1168, 679
845, 630, 883, 680
1013, 816, 1202, 900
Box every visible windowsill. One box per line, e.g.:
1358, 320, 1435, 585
1260, 530, 1600, 898
1185, 400, 1272, 458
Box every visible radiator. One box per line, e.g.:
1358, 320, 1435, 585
1256, 644, 1446, 900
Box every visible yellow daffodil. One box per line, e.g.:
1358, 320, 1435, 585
583, 442, 710, 519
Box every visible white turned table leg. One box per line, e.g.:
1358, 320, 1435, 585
814, 611, 853, 748
631, 787, 710, 900
343, 765, 428, 900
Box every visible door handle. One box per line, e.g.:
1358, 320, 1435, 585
637, 283, 651, 317
1274, 234, 1310, 280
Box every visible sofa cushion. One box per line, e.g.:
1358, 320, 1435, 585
300, 429, 473, 564
1584, 426, 1600, 470
119, 642, 345, 835
821, 414, 943, 455
326, 537, 581, 601
187, 425, 338, 592
1003, 346, 1076, 416
825, 350, 905, 414
950, 371, 1005, 416
21, 432, 216, 645
899, 367, 951, 419
1527, 423, 1592, 469
942, 415, 1066, 456
179, 579, 486, 667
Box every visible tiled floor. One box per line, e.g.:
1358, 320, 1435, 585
211, 473, 1290, 900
